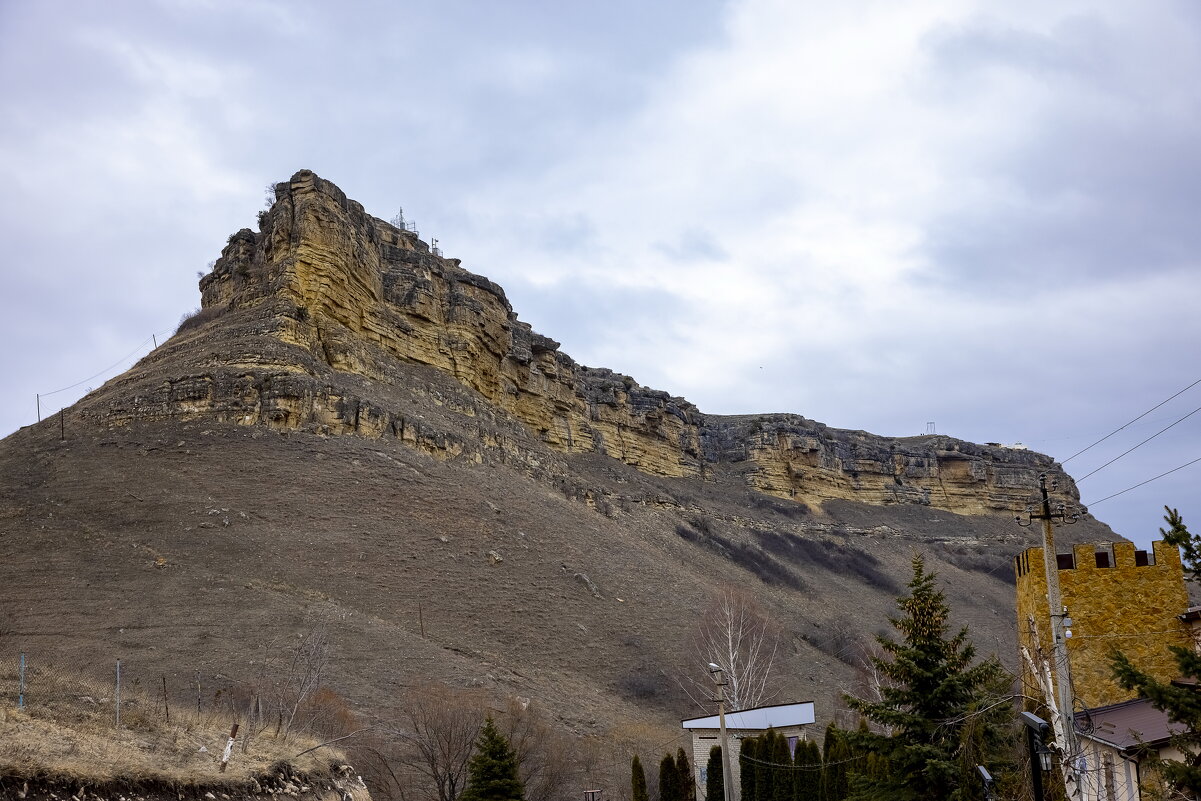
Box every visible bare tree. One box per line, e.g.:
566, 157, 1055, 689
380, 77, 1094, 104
375, 684, 486, 801
852, 639, 895, 735
354, 737, 415, 801
496, 697, 575, 801
685, 588, 780, 711
274, 624, 330, 739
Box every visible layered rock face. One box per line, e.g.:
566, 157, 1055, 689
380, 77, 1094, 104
128, 169, 1072, 515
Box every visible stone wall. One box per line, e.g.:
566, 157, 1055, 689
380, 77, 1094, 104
1015, 540, 1191, 710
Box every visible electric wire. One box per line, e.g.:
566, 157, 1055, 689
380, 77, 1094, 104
1074, 403, 1201, 483
1062, 377, 1201, 464
738, 751, 862, 771
1086, 455, 1201, 506
37, 328, 174, 397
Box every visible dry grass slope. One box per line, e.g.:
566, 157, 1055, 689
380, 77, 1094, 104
0, 660, 363, 799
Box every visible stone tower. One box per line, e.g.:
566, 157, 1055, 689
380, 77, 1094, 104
1015, 540, 1192, 711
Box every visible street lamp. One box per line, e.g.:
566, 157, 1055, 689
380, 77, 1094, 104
709, 664, 735, 801
1021, 711, 1053, 801
977, 765, 996, 801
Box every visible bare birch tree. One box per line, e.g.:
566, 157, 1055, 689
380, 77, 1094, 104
686, 588, 780, 711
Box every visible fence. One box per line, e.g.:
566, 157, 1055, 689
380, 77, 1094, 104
1, 648, 356, 758
3, 651, 231, 732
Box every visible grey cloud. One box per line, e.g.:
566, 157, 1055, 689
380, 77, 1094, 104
653, 228, 730, 263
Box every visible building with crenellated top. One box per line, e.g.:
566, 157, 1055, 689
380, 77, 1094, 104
1015, 539, 1191, 710
1015, 539, 1196, 800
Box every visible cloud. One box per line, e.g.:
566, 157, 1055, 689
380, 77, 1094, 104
1, 0, 1198, 543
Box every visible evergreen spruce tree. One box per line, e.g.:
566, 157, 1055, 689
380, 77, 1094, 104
460, 717, 524, 801
706, 746, 724, 801
678, 747, 697, 801
1110, 508, 1201, 796
793, 741, 821, 801
660, 752, 681, 801
632, 755, 649, 801
843, 556, 1012, 801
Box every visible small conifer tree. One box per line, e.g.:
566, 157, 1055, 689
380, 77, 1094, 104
660, 752, 681, 801
793, 740, 821, 801
754, 734, 774, 801
739, 736, 759, 801
705, 746, 724, 801
460, 717, 524, 801
768, 730, 793, 801
677, 747, 697, 801
632, 755, 649, 801
819, 726, 852, 801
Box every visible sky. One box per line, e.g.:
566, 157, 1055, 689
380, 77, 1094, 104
1, 0, 1199, 550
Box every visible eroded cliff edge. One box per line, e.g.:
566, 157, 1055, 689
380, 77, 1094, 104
97, 169, 1076, 516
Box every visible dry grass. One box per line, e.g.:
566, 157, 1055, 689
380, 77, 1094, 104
0, 663, 342, 788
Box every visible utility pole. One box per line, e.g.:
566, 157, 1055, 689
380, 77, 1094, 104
1017, 473, 1082, 800
710, 665, 736, 801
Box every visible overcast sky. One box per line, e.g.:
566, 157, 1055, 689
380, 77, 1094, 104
2, 1, 1198, 550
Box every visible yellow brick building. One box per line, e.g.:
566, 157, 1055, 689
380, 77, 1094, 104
1015, 540, 1191, 710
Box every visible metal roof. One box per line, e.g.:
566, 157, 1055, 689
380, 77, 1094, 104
682, 702, 815, 731
1076, 698, 1185, 752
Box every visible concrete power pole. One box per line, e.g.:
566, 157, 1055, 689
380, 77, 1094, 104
1021, 472, 1083, 801
710, 665, 736, 801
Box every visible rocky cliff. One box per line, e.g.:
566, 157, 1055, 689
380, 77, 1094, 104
106, 169, 1068, 517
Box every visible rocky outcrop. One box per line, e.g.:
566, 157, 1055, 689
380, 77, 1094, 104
119, 169, 1074, 516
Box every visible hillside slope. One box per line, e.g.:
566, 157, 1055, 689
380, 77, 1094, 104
0, 170, 1114, 767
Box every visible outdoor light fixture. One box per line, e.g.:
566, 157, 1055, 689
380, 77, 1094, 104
1036, 741, 1053, 773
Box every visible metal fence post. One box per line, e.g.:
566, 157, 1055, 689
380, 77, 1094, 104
115, 659, 121, 729
18, 652, 25, 709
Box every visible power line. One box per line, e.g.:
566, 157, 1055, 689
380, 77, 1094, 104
1063, 378, 1201, 464
1086, 456, 1201, 507
38, 329, 173, 397
1075, 403, 1201, 483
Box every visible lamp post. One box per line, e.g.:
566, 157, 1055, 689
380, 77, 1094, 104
1021, 711, 1052, 801
709, 664, 736, 801
977, 765, 996, 801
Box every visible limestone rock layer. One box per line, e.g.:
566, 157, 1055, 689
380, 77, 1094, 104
112, 169, 1073, 516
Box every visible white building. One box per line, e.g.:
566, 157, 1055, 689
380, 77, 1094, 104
681, 702, 816, 801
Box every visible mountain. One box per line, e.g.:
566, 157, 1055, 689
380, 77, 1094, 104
0, 170, 1113, 763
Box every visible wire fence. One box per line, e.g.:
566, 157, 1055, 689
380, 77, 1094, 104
0, 644, 357, 777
